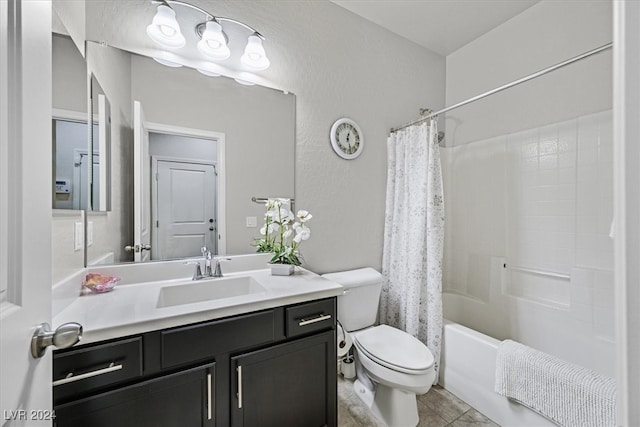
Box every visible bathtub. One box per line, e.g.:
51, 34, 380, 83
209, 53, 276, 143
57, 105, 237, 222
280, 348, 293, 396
439, 320, 555, 427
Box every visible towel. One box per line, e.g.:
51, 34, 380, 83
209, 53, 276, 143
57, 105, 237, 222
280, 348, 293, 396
495, 339, 615, 427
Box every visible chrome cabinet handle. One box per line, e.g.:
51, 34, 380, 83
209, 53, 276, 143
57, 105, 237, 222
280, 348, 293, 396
52, 362, 122, 386
298, 314, 332, 326
207, 372, 213, 420
31, 322, 83, 358
237, 365, 243, 409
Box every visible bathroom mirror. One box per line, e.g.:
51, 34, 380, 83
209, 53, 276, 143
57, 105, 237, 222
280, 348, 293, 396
52, 32, 91, 210
84, 41, 295, 265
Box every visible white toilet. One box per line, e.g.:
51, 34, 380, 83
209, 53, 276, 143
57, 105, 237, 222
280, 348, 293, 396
323, 268, 435, 427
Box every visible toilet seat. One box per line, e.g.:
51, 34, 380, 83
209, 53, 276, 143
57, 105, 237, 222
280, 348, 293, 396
353, 325, 434, 375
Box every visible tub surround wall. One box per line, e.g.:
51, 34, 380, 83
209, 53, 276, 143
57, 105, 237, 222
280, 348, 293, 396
442, 0, 613, 378
442, 110, 614, 377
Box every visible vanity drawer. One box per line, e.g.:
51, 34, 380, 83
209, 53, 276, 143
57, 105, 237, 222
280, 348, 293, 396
160, 309, 277, 369
53, 337, 143, 403
286, 297, 336, 338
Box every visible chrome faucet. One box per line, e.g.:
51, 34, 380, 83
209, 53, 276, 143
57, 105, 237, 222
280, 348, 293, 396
212, 258, 232, 278
186, 261, 204, 280
202, 247, 214, 277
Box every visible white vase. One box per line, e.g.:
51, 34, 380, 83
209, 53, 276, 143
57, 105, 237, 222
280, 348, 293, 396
270, 263, 295, 276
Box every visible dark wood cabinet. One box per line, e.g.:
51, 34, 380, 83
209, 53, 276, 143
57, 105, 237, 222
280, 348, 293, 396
54, 364, 215, 427
53, 297, 337, 427
231, 331, 336, 427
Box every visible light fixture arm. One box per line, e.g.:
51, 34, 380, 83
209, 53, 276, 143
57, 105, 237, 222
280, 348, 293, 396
152, 0, 265, 40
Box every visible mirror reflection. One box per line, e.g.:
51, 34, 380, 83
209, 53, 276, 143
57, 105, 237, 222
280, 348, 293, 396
84, 41, 295, 266
52, 33, 91, 210
52, 33, 111, 212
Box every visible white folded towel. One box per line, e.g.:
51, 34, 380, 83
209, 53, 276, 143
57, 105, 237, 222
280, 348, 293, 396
495, 339, 615, 427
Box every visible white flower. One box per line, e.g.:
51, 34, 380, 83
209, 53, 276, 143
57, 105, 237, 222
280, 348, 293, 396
283, 228, 293, 239
296, 210, 313, 223
265, 199, 282, 210
255, 204, 312, 265
276, 208, 294, 224
293, 224, 311, 243
261, 223, 279, 235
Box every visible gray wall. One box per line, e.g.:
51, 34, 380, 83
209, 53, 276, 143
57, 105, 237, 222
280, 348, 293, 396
207, 1, 446, 273
444, 0, 612, 146
52, 33, 85, 113
84, 42, 133, 266
52, 34, 87, 282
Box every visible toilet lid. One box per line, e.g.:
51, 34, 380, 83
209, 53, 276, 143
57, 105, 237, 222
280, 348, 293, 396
354, 325, 434, 373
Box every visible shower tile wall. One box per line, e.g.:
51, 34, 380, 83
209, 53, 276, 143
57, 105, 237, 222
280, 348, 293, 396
441, 110, 614, 377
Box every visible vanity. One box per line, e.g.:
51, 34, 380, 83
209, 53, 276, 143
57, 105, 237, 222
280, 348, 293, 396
51, 257, 342, 427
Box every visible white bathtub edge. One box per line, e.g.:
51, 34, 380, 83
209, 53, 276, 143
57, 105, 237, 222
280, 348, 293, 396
439, 320, 556, 427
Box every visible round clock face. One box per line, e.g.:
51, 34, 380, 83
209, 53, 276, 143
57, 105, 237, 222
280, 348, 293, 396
330, 118, 363, 160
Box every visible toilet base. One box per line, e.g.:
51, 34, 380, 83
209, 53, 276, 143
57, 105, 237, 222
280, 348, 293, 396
352, 378, 420, 427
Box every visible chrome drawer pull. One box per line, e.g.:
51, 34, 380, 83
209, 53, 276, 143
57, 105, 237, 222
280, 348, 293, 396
298, 314, 332, 326
237, 365, 243, 409
52, 362, 123, 386
207, 372, 213, 420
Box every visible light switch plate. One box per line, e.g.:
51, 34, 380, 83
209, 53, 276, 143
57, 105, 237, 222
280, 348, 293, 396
246, 216, 258, 228
74, 222, 84, 251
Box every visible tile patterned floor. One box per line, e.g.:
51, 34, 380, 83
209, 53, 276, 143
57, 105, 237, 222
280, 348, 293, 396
338, 376, 500, 427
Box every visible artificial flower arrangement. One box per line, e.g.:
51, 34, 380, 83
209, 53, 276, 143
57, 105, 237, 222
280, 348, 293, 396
255, 198, 312, 266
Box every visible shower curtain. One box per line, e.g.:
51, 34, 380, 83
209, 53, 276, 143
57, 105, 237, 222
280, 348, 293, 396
380, 120, 445, 382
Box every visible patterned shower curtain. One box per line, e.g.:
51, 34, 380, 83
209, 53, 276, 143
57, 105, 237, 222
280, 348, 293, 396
379, 120, 445, 383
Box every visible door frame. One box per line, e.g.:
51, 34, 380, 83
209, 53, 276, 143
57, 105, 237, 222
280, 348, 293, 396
613, 0, 640, 424
145, 122, 226, 255
151, 156, 218, 259
71, 149, 99, 210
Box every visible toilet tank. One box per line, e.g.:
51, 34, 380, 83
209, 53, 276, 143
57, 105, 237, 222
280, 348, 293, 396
322, 268, 383, 332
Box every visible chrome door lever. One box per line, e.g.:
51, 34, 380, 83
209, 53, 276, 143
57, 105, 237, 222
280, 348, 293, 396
31, 322, 83, 358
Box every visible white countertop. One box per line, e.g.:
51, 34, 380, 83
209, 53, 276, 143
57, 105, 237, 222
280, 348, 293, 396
53, 263, 343, 346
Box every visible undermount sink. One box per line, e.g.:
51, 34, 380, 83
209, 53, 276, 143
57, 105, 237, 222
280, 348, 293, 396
156, 276, 267, 308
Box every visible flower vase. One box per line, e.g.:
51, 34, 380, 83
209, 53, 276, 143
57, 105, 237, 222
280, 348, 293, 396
270, 263, 295, 276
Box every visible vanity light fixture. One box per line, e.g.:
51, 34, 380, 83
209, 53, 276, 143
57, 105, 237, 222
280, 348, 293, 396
147, 1, 271, 71
146, 4, 186, 48
197, 20, 230, 60
241, 34, 270, 71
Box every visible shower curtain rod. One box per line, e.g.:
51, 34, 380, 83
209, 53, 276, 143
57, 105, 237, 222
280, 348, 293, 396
390, 42, 613, 134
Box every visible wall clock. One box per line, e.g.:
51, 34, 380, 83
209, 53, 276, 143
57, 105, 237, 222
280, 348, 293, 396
330, 118, 363, 160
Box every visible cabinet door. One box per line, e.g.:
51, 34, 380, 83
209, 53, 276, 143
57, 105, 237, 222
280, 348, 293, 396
54, 363, 215, 427
231, 331, 336, 427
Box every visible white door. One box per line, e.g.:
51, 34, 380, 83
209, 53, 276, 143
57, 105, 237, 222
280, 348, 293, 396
133, 101, 151, 262
155, 160, 217, 259
1, 0, 54, 421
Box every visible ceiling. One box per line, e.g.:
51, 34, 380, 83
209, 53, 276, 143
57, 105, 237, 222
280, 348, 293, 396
330, 0, 540, 56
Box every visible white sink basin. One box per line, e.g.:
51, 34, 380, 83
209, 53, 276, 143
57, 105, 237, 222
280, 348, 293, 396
157, 276, 266, 308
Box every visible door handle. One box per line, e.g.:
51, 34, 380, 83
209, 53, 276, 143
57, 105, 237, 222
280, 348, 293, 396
124, 244, 152, 252
31, 322, 83, 358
